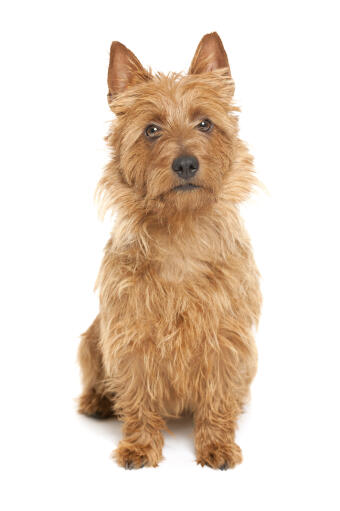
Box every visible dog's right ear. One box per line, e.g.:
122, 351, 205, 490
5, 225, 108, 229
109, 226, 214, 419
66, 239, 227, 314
107, 42, 150, 104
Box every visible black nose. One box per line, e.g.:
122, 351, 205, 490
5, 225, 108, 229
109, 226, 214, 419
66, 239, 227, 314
172, 155, 199, 180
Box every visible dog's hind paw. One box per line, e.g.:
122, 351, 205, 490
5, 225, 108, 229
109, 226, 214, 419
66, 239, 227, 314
78, 390, 114, 419
113, 440, 162, 469
196, 441, 242, 470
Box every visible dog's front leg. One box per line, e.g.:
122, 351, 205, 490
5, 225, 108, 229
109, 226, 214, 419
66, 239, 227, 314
194, 394, 243, 470
114, 405, 165, 469
112, 365, 166, 469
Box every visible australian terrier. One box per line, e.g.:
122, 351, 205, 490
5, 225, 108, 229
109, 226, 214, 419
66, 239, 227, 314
78, 32, 262, 470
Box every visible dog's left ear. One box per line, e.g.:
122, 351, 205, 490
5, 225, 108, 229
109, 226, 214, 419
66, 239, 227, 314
189, 32, 231, 77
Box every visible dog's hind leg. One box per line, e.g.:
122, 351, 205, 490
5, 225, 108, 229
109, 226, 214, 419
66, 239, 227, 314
77, 315, 114, 419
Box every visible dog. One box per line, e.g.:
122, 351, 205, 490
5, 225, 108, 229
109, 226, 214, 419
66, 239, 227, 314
78, 32, 262, 470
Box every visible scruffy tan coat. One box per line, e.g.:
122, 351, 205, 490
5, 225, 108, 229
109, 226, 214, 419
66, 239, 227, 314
78, 32, 261, 470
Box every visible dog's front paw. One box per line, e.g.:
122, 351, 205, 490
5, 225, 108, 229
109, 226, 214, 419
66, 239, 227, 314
196, 441, 242, 470
114, 441, 162, 469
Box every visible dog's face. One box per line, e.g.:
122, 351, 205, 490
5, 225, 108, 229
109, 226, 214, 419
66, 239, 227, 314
105, 33, 241, 218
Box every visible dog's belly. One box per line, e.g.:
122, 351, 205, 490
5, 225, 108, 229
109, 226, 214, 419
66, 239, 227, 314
154, 348, 209, 417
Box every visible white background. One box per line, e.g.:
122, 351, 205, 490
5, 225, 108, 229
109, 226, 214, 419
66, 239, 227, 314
1, 1, 339, 509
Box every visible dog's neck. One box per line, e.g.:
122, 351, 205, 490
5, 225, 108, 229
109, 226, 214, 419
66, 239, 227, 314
111, 198, 244, 262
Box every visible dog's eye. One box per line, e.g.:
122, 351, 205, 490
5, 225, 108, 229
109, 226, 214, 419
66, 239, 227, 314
196, 119, 213, 133
145, 124, 162, 139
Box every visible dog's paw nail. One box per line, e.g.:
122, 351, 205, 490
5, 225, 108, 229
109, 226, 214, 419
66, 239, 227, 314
219, 462, 228, 470
125, 460, 134, 470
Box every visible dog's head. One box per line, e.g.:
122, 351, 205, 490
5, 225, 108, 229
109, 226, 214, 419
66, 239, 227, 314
100, 33, 254, 221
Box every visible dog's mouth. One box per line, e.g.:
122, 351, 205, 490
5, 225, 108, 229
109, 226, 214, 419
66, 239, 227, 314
153, 183, 213, 202
171, 183, 202, 192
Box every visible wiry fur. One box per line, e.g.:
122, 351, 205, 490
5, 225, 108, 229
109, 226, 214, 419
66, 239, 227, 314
78, 32, 262, 470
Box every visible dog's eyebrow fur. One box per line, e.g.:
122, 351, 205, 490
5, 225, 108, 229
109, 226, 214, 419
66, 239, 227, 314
147, 113, 167, 126
189, 108, 208, 122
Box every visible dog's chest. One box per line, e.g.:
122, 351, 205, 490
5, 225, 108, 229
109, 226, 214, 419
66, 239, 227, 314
157, 252, 208, 283
154, 235, 214, 284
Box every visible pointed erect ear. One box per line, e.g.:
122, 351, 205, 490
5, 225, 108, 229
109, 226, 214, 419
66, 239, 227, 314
189, 32, 231, 76
107, 41, 150, 100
